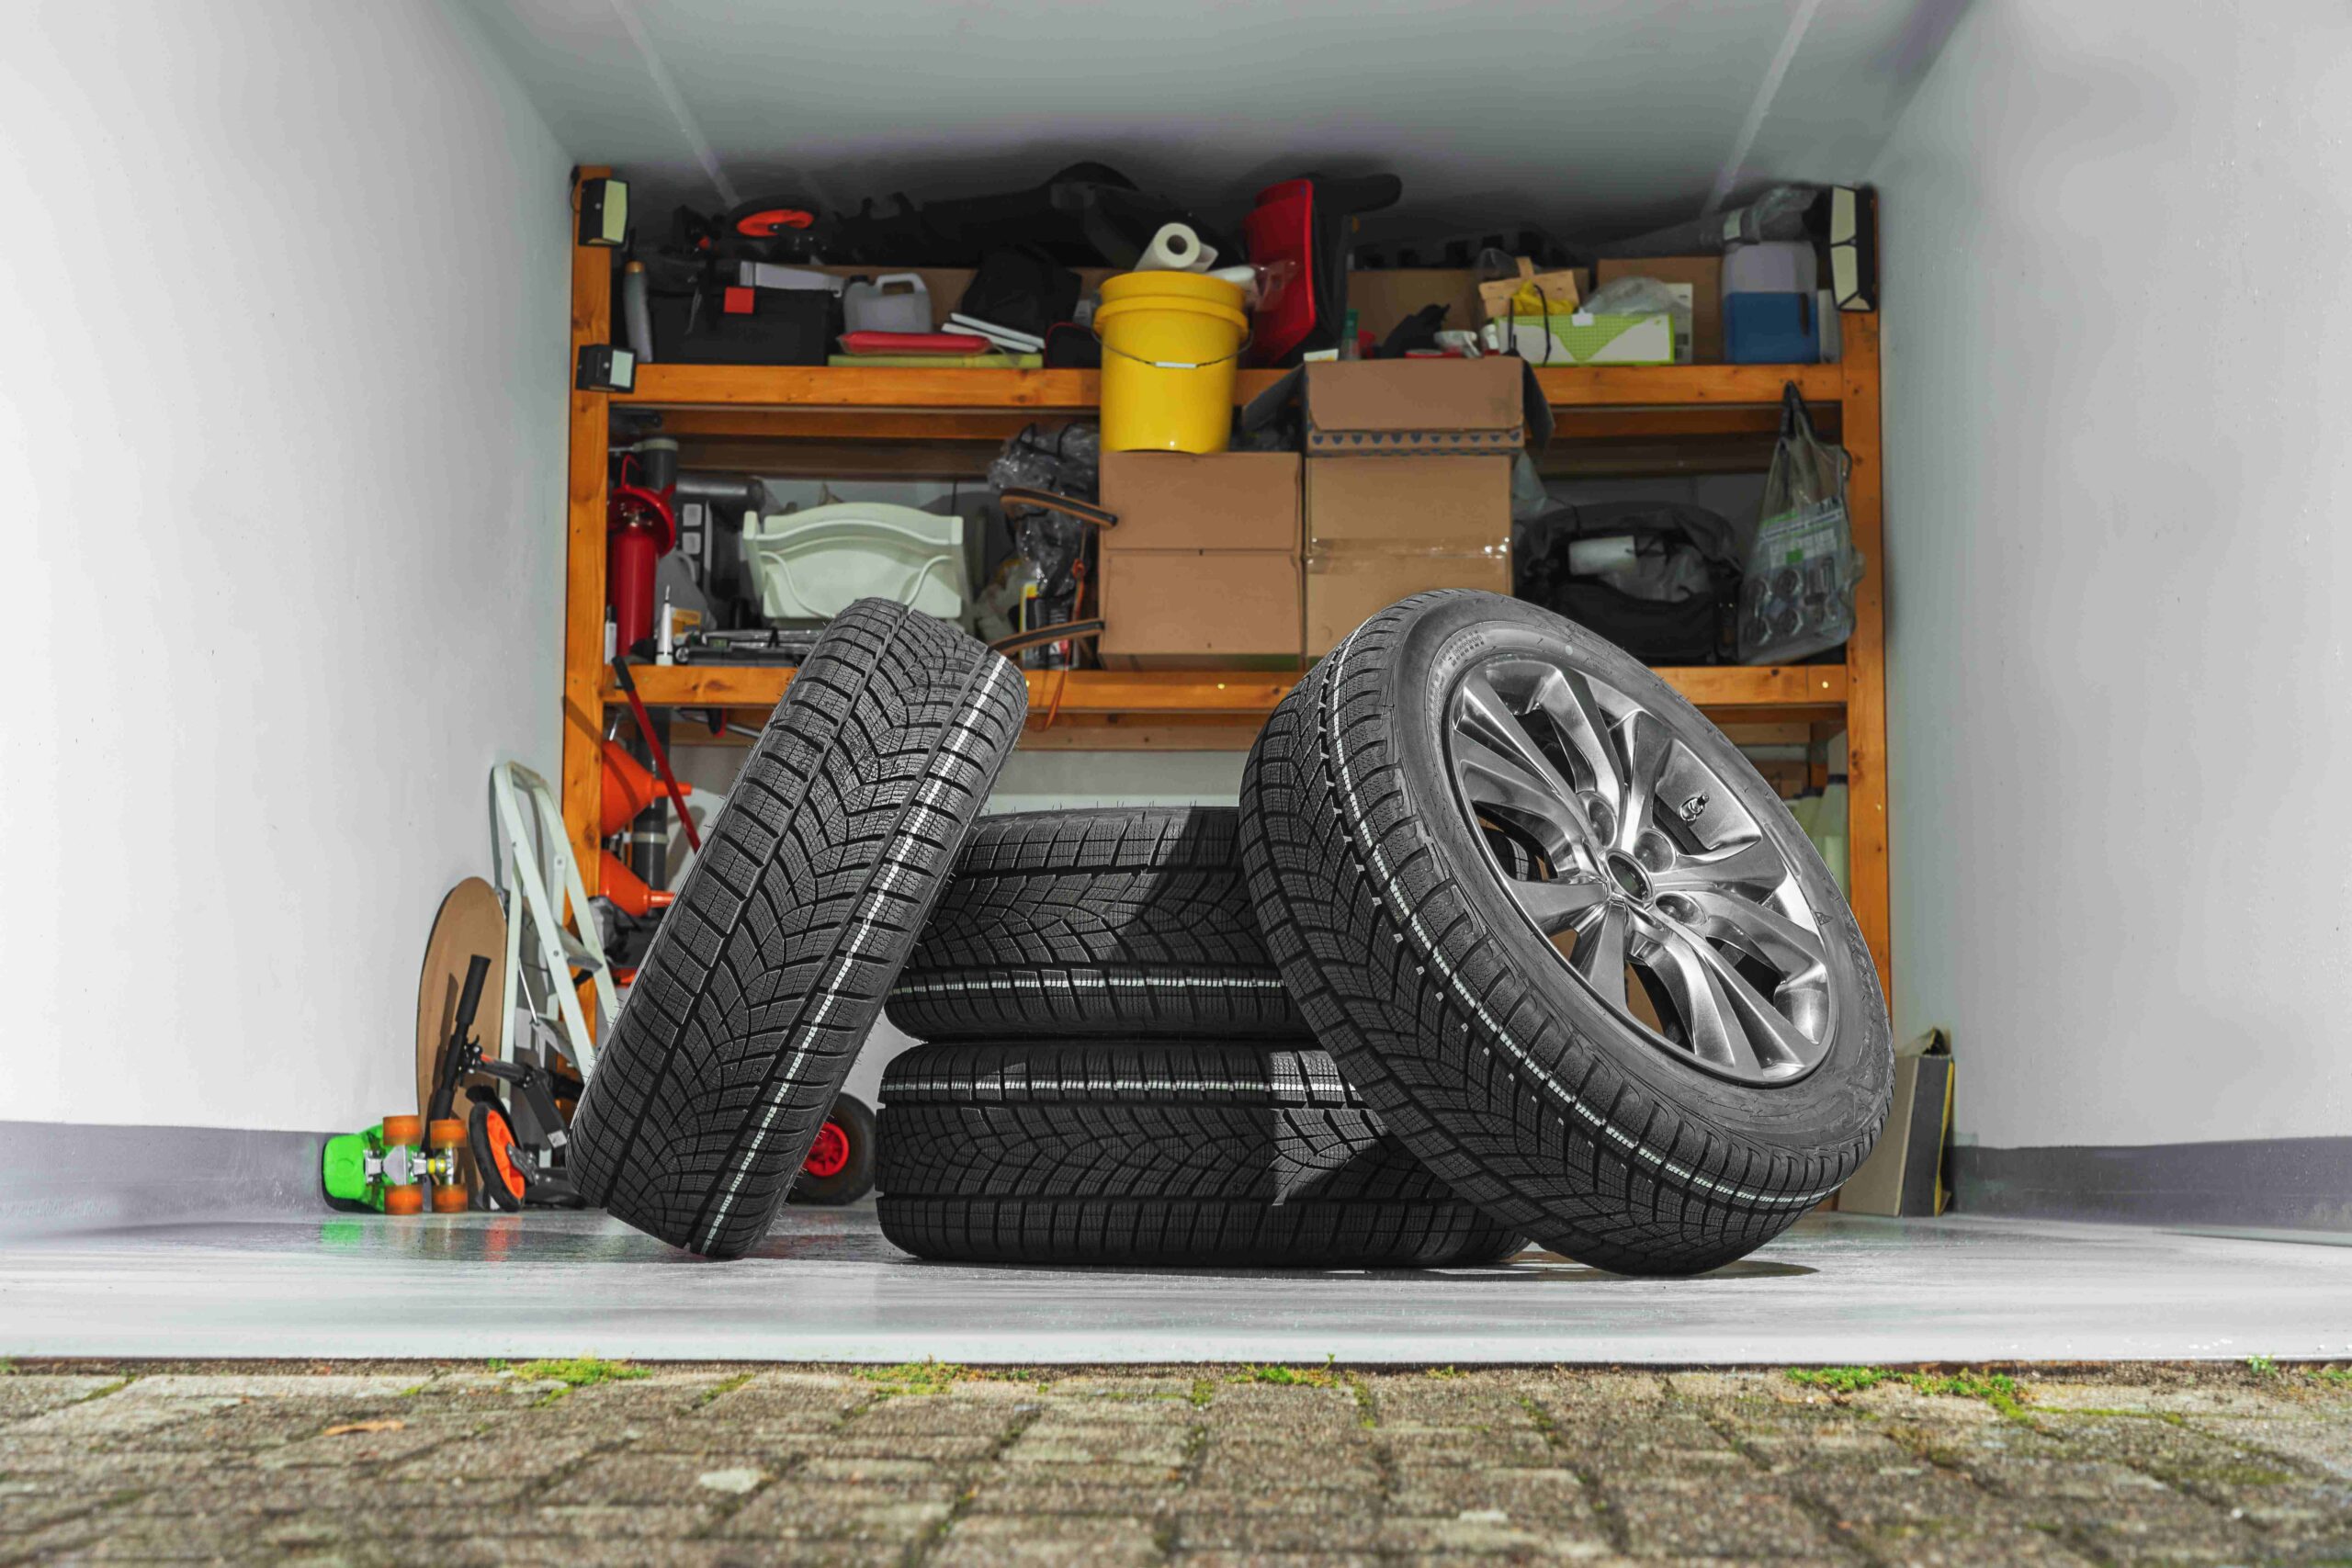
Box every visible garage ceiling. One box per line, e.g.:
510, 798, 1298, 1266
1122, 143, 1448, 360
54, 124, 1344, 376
463, 0, 1968, 244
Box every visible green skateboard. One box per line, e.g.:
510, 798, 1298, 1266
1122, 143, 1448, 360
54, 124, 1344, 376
322, 1114, 466, 1214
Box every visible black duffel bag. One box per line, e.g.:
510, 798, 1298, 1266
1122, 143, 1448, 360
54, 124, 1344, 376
1515, 502, 1743, 664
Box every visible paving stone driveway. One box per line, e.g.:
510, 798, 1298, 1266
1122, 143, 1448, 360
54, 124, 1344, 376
2, 1360, 2348, 1564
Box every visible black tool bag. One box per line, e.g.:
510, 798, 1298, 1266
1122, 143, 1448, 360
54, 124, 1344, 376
1515, 502, 1743, 664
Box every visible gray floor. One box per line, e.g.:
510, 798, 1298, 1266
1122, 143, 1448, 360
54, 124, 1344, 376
5, 1204, 2346, 1364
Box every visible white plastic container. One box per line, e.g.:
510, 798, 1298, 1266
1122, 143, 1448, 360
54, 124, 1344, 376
741, 502, 967, 623
842, 274, 932, 336
1720, 242, 1816, 297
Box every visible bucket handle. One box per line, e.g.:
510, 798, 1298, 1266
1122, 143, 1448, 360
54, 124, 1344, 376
1092, 329, 1253, 373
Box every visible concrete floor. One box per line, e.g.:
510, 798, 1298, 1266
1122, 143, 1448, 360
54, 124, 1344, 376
4, 1205, 2346, 1365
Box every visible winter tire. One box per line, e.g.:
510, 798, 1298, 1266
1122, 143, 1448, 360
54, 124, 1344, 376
568, 600, 1026, 1258
875, 1039, 1524, 1267
888, 807, 1303, 1040
1238, 591, 1891, 1275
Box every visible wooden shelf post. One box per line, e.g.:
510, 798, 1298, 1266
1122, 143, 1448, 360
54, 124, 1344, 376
560, 167, 614, 897
1839, 312, 1894, 1008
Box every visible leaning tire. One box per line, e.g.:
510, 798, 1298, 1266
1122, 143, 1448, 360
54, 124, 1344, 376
568, 600, 1027, 1258
887, 807, 1304, 1040
876, 1039, 1523, 1267
1238, 591, 1891, 1276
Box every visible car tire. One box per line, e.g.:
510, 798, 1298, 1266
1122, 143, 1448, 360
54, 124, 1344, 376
567, 600, 1026, 1258
1238, 591, 1892, 1276
876, 1039, 1524, 1268
887, 807, 1303, 1040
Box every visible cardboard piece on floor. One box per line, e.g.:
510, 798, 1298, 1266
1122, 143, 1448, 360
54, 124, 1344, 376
1838, 1028, 1954, 1217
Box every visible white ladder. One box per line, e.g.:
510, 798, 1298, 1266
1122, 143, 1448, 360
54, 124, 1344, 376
490, 761, 618, 1080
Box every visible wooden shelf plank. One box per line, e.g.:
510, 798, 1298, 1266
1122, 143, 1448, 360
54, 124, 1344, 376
615, 361, 1844, 414
610, 662, 1846, 726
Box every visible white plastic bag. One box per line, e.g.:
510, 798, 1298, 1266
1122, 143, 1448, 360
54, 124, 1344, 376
1739, 383, 1860, 664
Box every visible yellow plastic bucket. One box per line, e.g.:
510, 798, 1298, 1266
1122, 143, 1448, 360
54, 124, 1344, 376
1095, 271, 1250, 453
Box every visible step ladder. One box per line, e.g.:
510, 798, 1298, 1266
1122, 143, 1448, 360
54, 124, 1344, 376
490, 761, 618, 1080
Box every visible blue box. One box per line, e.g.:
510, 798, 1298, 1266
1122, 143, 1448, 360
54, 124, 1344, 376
1724, 292, 1818, 364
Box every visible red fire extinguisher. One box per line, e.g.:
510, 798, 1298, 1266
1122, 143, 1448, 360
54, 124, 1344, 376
607, 479, 676, 656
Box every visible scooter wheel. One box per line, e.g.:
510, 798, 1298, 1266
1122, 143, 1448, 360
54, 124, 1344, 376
469, 1102, 529, 1213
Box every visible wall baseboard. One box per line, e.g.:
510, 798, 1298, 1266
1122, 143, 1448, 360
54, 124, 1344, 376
0, 1122, 330, 1239
1953, 1136, 2352, 1233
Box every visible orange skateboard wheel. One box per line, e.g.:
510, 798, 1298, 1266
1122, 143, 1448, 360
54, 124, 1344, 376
382, 1114, 424, 1146
427, 1118, 465, 1151
385, 1185, 425, 1215
430, 1183, 469, 1213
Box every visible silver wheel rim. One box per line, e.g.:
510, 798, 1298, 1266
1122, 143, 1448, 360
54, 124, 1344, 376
1443, 654, 1836, 1086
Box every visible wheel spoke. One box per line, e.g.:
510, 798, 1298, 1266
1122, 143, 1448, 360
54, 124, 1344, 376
1568, 905, 1630, 1009
1613, 708, 1674, 852
1453, 672, 1604, 863
1647, 913, 1817, 1073
1510, 876, 1610, 936
1677, 888, 1828, 977
1641, 922, 1752, 1072
1652, 836, 1786, 895
1530, 670, 1622, 809
1453, 735, 1596, 859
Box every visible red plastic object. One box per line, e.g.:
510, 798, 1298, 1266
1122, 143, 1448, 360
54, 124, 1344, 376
598, 852, 679, 919
1241, 179, 1317, 367
837, 331, 992, 355
803, 1120, 851, 1178
722, 285, 756, 315
599, 739, 691, 838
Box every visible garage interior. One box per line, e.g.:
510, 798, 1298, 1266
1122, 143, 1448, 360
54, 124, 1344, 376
7, 1, 2352, 1562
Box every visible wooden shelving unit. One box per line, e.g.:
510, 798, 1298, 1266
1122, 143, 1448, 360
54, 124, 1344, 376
560, 167, 1893, 1004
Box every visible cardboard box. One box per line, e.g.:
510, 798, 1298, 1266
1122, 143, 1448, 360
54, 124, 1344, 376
1476, 256, 1583, 324
1098, 452, 1300, 553
1838, 1029, 1954, 1217
1098, 550, 1304, 670
1305, 457, 1511, 653
1244, 357, 1549, 459
1594, 255, 1724, 362
1348, 267, 1594, 344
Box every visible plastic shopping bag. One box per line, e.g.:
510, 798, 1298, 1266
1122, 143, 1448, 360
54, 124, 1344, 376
1739, 382, 1860, 664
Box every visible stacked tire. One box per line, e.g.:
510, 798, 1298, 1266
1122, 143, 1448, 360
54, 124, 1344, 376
874, 808, 1523, 1268
572, 591, 1891, 1277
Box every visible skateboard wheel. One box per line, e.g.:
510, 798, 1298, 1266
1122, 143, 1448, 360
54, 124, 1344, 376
385, 1185, 426, 1215
431, 1182, 469, 1213
383, 1114, 424, 1147
427, 1118, 465, 1151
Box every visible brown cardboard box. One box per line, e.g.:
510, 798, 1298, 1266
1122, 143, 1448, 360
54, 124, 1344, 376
1301, 358, 1526, 457
1305, 457, 1511, 653
1098, 452, 1300, 553
1348, 267, 1593, 343
1095, 452, 1304, 668
1593, 255, 1724, 363
1098, 550, 1304, 670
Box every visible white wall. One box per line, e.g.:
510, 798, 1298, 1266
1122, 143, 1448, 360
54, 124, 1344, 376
1869, 3, 2352, 1149
4, 3, 573, 1131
